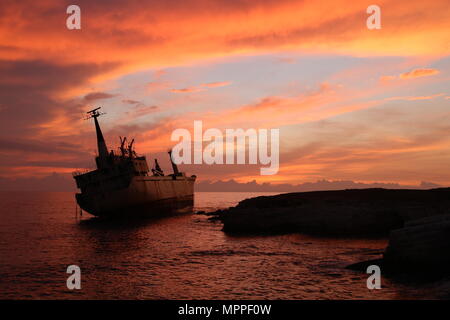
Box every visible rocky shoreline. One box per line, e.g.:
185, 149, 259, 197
346, 213, 450, 282
207, 188, 450, 237
203, 188, 450, 283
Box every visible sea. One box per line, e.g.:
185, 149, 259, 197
0, 191, 444, 299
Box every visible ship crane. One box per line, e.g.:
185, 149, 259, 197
152, 159, 164, 176
119, 136, 137, 158
168, 149, 180, 176
128, 139, 136, 158
119, 136, 128, 157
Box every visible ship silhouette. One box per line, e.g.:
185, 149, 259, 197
73, 107, 196, 217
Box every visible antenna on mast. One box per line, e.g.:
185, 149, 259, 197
85, 107, 106, 120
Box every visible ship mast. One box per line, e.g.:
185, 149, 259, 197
86, 107, 109, 168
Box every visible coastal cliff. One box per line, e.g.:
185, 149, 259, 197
383, 214, 450, 274
212, 188, 450, 236
345, 213, 450, 283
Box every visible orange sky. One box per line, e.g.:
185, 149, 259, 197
0, 0, 450, 187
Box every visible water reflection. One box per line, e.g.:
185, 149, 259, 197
0, 191, 443, 299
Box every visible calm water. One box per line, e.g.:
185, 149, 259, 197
0, 191, 441, 299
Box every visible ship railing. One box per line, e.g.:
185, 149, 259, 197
72, 169, 93, 177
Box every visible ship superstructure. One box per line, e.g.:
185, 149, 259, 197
73, 107, 196, 217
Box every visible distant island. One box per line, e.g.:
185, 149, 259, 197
0, 172, 443, 192
195, 179, 442, 192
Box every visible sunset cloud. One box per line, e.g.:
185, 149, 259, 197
1, 0, 450, 187
379, 75, 397, 84
385, 93, 445, 101
1, 0, 449, 73
170, 81, 231, 93
125, 105, 159, 120
399, 68, 440, 79
147, 81, 171, 92
170, 87, 204, 93
83, 91, 117, 102
380, 67, 441, 83
200, 81, 232, 88
122, 99, 141, 105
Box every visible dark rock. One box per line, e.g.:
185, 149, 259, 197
383, 214, 450, 275
347, 214, 450, 281
214, 188, 450, 237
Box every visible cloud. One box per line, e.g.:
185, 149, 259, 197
379, 75, 397, 84
276, 57, 297, 64
122, 99, 141, 104
0, 137, 93, 178
380, 68, 440, 83
154, 69, 167, 78
171, 81, 231, 93
147, 81, 171, 92
399, 68, 440, 79
200, 81, 232, 88
83, 91, 117, 102
1, 0, 450, 187
385, 93, 445, 101
119, 101, 161, 121
210, 82, 361, 128
127, 105, 159, 118
0, 138, 83, 155
1, 0, 449, 74
0, 59, 119, 177
170, 87, 204, 93
0, 59, 118, 140
263, 102, 450, 185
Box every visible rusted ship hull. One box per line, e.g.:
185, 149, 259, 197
76, 175, 196, 217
